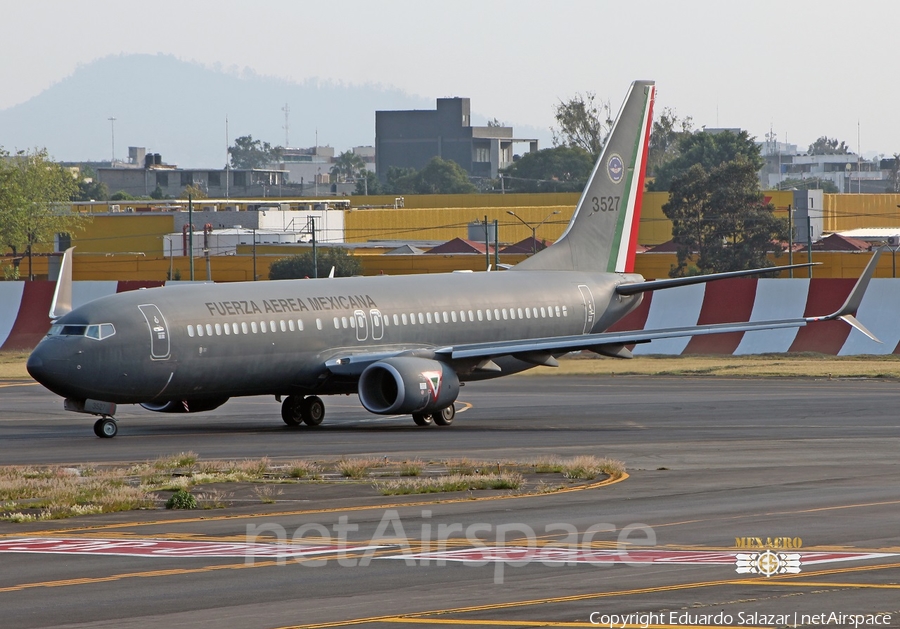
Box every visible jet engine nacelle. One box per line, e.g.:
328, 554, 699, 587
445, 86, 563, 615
358, 357, 459, 415
140, 397, 229, 413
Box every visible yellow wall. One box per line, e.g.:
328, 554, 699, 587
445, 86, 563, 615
823, 193, 900, 232
71, 214, 174, 254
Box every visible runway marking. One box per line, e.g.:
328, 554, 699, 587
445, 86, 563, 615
384, 547, 893, 566
4, 473, 628, 538
290, 562, 900, 629
0, 537, 388, 559
0, 381, 37, 388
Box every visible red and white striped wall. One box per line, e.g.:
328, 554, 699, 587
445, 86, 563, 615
608, 277, 899, 355
0, 278, 896, 355
0, 281, 163, 351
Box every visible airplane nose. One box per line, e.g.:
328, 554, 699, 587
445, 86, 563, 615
26, 345, 49, 383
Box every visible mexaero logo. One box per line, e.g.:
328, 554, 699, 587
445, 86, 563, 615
607, 154, 624, 184
421, 371, 442, 402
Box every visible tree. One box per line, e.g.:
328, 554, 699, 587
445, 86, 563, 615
500, 146, 593, 192
775, 177, 839, 193
647, 107, 693, 177
354, 170, 381, 195
552, 92, 613, 159
413, 157, 477, 194
0, 148, 85, 279
71, 168, 109, 202
228, 135, 283, 169
648, 129, 764, 191
268, 246, 363, 280
382, 158, 477, 194
181, 184, 207, 199
808, 136, 851, 155
330, 150, 366, 183
110, 190, 138, 201
663, 158, 788, 277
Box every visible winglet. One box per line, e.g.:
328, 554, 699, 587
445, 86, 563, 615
49, 247, 74, 321
806, 249, 882, 342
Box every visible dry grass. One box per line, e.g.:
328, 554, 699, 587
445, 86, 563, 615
533, 455, 625, 480
0, 351, 30, 380
521, 353, 900, 379
375, 472, 524, 496
337, 457, 387, 479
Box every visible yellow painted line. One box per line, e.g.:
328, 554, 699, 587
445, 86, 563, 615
0, 381, 38, 388
8, 473, 628, 538
379, 621, 766, 629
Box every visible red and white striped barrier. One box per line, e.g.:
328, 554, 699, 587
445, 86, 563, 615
0, 281, 164, 351
607, 277, 898, 355
0, 278, 896, 354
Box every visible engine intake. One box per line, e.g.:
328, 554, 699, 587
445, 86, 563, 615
140, 397, 229, 413
358, 357, 459, 415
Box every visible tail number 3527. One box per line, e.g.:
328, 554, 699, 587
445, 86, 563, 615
591, 196, 620, 213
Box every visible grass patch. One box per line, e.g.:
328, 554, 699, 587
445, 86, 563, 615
533, 455, 625, 480
375, 472, 524, 496
337, 457, 385, 479
0, 351, 30, 380
398, 459, 423, 477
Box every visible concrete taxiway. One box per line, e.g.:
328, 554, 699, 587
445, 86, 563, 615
1, 375, 898, 628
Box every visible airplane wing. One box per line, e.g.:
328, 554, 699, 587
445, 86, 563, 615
327, 251, 881, 376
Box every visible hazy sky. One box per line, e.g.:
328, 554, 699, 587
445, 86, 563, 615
4, 0, 899, 155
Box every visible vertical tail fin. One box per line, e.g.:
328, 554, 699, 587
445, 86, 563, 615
513, 80, 655, 273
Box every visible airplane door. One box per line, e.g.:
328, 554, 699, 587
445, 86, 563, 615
577, 285, 595, 334
138, 304, 171, 360
370, 309, 383, 341
354, 310, 368, 341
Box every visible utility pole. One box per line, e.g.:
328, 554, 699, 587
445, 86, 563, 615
188, 194, 194, 281
484, 215, 490, 271
310, 216, 318, 278
282, 103, 290, 147
108, 117, 116, 166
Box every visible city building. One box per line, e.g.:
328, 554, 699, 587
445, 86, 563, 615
375, 98, 538, 180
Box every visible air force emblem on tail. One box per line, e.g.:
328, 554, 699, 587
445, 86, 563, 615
607, 154, 625, 184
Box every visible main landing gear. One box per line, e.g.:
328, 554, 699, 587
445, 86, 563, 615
93, 416, 118, 438
281, 395, 325, 427
412, 404, 455, 427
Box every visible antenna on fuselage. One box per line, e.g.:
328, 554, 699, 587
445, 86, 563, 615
49, 247, 75, 321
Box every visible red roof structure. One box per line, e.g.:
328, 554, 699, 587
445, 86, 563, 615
426, 238, 496, 255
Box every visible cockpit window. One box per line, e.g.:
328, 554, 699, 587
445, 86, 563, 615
46, 323, 115, 340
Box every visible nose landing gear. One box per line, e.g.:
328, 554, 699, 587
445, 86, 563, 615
93, 416, 118, 438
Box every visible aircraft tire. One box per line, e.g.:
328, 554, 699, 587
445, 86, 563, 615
301, 396, 325, 426
281, 395, 303, 426
433, 405, 455, 426
94, 417, 118, 438
412, 412, 433, 427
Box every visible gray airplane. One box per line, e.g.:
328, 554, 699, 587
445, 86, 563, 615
26, 80, 880, 438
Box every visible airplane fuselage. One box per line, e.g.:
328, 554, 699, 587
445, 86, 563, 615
27, 270, 644, 406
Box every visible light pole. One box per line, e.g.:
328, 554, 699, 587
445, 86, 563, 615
108, 117, 116, 166
506, 210, 560, 255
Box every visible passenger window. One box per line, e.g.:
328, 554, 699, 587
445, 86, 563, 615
442, 312, 449, 323
187, 325, 195, 338
486, 309, 492, 321
555, 306, 561, 317
280, 320, 287, 332
426, 312, 433, 324
533, 308, 539, 318
298, 319, 304, 331
541, 307, 547, 317
349, 317, 356, 329
401, 313, 408, 325
288, 320, 295, 332
418, 312, 425, 324
494, 308, 500, 320
409, 313, 416, 325
241, 322, 249, 334
214, 323, 222, 335
525, 308, 531, 319
468, 310, 475, 321
251, 322, 258, 333
517, 308, 524, 319
197, 325, 204, 337
260, 322, 267, 333
223, 324, 230, 335
232, 323, 239, 334
477, 310, 483, 321
316, 319, 323, 330
333, 317, 340, 329
270, 321, 276, 332
459, 311, 465, 322
393, 314, 400, 326
451, 311, 457, 323
206, 324, 213, 336
341, 317, 348, 329
562, 306, 568, 316
434, 311, 440, 323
